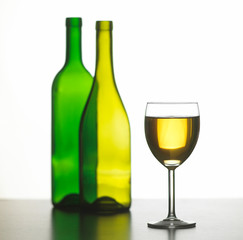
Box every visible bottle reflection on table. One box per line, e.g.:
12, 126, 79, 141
52, 208, 131, 240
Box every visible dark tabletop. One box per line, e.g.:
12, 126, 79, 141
0, 199, 242, 240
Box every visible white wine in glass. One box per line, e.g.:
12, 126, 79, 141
145, 102, 200, 229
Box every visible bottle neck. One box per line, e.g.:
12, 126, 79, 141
65, 18, 83, 65
95, 21, 114, 82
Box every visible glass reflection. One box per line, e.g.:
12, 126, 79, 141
52, 208, 131, 240
167, 229, 176, 240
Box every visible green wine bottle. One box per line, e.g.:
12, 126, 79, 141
79, 21, 131, 213
52, 18, 93, 208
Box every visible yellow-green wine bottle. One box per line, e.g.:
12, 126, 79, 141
52, 18, 93, 208
79, 21, 131, 213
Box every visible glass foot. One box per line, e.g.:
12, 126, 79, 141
148, 218, 196, 229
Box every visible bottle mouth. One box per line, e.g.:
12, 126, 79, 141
96, 21, 113, 31
66, 18, 82, 27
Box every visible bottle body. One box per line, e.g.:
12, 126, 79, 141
79, 21, 131, 213
52, 18, 93, 208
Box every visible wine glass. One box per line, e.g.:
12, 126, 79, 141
145, 102, 200, 229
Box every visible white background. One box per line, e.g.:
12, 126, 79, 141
0, 0, 243, 199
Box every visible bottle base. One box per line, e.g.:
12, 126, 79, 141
81, 196, 130, 215
53, 194, 130, 214
52, 193, 80, 211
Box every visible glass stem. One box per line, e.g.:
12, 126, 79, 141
167, 169, 177, 220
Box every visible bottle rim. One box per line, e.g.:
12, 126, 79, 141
66, 18, 82, 27
96, 21, 113, 31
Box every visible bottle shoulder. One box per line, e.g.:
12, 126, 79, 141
54, 63, 93, 79
52, 64, 93, 92
85, 80, 130, 122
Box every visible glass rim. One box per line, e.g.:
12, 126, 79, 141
145, 101, 200, 117
146, 102, 198, 105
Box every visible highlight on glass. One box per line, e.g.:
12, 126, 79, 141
145, 102, 200, 229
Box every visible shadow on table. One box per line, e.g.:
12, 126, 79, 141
51, 208, 131, 240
